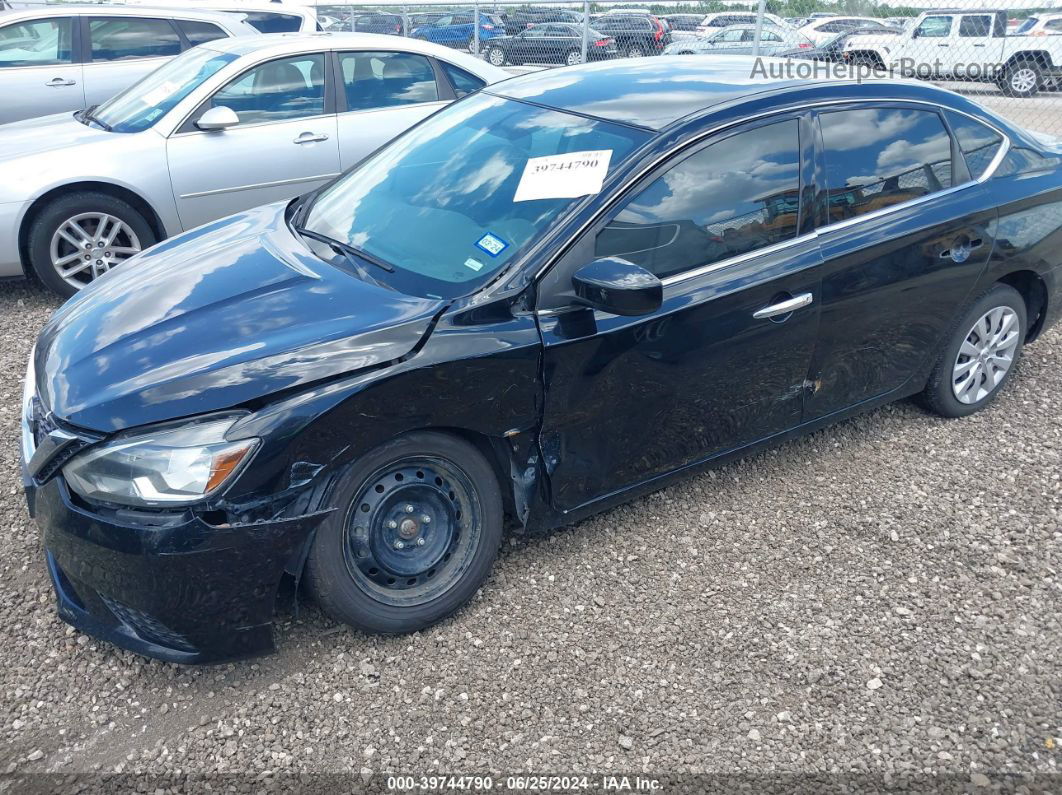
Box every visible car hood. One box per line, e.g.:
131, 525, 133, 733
35, 202, 444, 433
0, 111, 113, 161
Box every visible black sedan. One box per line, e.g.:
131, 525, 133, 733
486, 22, 617, 66
777, 26, 900, 62
23, 57, 1062, 663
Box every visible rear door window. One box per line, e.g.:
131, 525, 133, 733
89, 16, 182, 61
0, 17, 74, 66
340, 51, 439, 112
240, 12, 303, 34
177, 20, 228, 47
819, 107, 953, 224
959, 15, 992, 37
596, 119, 802, 279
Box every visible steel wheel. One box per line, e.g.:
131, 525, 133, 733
951, 306, 1020, 405
49, 212, 141, 289
1009, 67, 1038, 95
342, 456, 482, 607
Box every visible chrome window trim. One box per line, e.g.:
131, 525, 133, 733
529, 97, 1013, 290
660, 230, 820, 287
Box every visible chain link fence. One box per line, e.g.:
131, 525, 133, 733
301, 0, 1062, 133
4, 0, 1061, 132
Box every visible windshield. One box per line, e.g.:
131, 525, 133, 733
91, 47, 238, 133
302, 93, 650, 298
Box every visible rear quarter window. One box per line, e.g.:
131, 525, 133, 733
944, 110, 1004, 179
441, 62, 487, 97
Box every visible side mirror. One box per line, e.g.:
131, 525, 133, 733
571, 257, 662, 317
196, 105, 240, 132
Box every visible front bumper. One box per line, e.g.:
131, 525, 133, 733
0, 200, 28, 279
29, 476, 328, 664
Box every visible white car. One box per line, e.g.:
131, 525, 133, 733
0, 4, 259, 124
1015, 14, 1062, 36
799, 16, 891, 46
0, 33, 509, 295
117, 1, 321, 33
696, 11, 786, 36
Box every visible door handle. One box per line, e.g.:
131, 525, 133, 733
293, 132, 329, 144
753, 292, 813, 320
46, 77, 76, 87
940, 237, 984, 262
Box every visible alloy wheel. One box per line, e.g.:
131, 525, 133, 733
951, 306, 1020, 405
1010, 67, 1037, 94
488, 47, 505, 66
628, 45, 644, 58
566, 50, 582, 66
343, 456, 483, 607
49, 212, 142, 290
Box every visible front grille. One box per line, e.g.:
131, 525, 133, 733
99, 596, 197, 653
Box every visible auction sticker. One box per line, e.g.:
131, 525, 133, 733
513, 150, 613, 203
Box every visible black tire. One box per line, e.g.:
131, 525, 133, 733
487, 46, 506, 66
27, 190, 155, 298
1000, 61, 1042, 98
306, 431, 503, 634
920, 284, 1027, 418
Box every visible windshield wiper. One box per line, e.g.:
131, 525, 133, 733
294, 226, 395, 273
77, 105, 112, 132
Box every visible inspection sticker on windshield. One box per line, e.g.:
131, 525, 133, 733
513, 150, 613, 203
475, 232, 509, 257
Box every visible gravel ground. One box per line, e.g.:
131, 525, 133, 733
0, 278, 1059, 790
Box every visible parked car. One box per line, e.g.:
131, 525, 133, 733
485, 22, 616, 66
664, 24, 813, 56
777, 26, 898, 62
590, 13, 670, 58
119, 0, 321, 33
1016, 14, 1062, 36
0, 33, 508, 296
21, 56, 1062, 663
843, 10, 1062, 96
660, 13, 702, 32
696, 11, 787, 35
798, 16, 891, 46
0, 4, 258, 125
349, 12, 406, 36
503, 8, 582, 36
410, 12, 504, 53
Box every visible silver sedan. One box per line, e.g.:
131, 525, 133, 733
663, 24, 814, 57
0, 33, 508, 295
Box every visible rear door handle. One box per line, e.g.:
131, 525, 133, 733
293, 132, 329, 144
46, 77, 76, 87
753, 292, 814, 320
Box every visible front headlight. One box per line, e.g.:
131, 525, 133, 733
63, 414, 259, 507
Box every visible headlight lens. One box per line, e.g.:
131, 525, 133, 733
63, 415, 259, 507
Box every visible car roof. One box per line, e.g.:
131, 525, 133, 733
200, 31, 472, 57
0, 4, 252, 24
489, 56, 952, 131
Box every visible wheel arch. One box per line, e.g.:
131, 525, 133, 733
18, 181, 167, 269
996, 269, 1048, 342
1003, 50, 1053, 72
